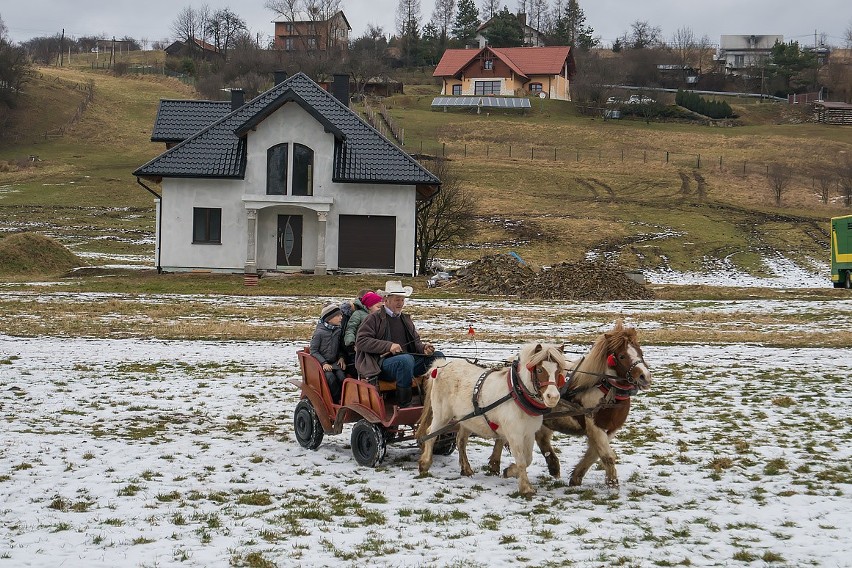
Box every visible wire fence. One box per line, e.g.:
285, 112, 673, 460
407, 139, 850, 203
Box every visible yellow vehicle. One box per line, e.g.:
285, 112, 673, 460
831, 215, 852, 288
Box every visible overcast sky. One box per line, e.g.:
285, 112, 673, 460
2, 0, 850, 48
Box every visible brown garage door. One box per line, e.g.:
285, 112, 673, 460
338, 215, 396, 270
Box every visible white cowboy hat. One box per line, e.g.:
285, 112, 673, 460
378, 280, 413, 297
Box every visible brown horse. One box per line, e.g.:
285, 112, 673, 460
417, 343, 566, 498
488, 321, 650, 487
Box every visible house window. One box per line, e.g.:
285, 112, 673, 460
192, 207, 221, 244
292, 143, 314, 196
284, 23, 294, 34
474, 80, 501, 95
284, 38, 294, 51
484, 59, 493, 70
734, 54, 744, 68
451, 84, 462, 95
529, 83, 543, 94
307, 24, 317, 35
267, 143, 288, 195
307, 37, 317, 49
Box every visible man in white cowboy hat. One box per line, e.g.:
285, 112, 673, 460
355, 280, 443, 407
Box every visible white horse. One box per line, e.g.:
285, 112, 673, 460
416, 343, 566, 498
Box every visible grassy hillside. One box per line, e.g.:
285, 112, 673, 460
1, 59, 850, 279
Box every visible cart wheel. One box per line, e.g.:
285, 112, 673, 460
351, 419, 387, 467
846, 271, 852, 289
434, 433, 457, 456
294, 399, 324, 450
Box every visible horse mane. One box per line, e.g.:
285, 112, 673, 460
519, 343, 567, 369
571, 320, 638, 390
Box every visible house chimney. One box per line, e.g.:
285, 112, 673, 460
331, 73, 350, 107
230, 88, 244, 110
274, 70, 288, 85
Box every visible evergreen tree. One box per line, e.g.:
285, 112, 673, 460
452, 0, 481, 45
483, 7, 523, 47
551, 0, 597, 49
396, 0, 422, 67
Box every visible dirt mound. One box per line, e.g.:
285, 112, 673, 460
0, 232, 85, 275
449, 254, 654, 300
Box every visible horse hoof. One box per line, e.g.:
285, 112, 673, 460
461, 467, 474, 477
568, 478, 581, 487
606, 479, 619, 488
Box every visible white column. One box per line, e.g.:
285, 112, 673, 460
315, 210, 328, 275
245, 208, 258, 274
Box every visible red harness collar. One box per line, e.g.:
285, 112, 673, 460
507, 361, 551, 417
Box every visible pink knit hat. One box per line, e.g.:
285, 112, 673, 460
361, 292, 382, 308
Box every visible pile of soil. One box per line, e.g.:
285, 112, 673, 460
448, 254, 654, 301
0, 232, 84, 275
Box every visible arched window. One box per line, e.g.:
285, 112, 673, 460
266, 143, 287, 195
292, 143, 314, 196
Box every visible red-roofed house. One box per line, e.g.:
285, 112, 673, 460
433, 46, 576, 101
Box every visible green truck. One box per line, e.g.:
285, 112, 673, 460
831, 215, 852, 288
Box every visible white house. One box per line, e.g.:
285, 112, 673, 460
715, 34, 783, 76
134, 73, 440, 276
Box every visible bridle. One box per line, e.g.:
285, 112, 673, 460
560, 345, 648, 400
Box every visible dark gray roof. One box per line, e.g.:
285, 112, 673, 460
151, 100, 231, 143
134, 73, 440, 187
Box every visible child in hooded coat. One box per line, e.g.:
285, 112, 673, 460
310, 303, 346, 403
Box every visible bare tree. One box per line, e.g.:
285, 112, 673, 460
207, 8, 247, 58
815, 169, 835, 204
171, 6, 202, 44
767, 163, 792, 206
624, 20, 663, 49
845, 20, 852, 49
480, 0, 499, 21
431, 0, 455, 49
415, 158, 475, 275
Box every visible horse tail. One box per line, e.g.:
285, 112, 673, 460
415, 370, 435, 440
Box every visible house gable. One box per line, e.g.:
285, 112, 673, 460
134, 73, 438, 188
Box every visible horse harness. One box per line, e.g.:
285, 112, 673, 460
559, 352, 647, 404
417, 359, 555, 443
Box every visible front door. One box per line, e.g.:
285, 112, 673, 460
277, 215, 303, 268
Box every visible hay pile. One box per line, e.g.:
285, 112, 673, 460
0, 232, 84, 275
448, 254, 654, 300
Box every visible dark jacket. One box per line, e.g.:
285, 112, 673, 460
310, 321, 342, 365
354, 309, 425, 378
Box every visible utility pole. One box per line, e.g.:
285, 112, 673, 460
59, 28, 65, 66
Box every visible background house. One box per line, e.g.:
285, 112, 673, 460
715, 35, 783, 76
134, 73, 439, 276
163, 37, 222, 61
474, 12, 545, 48
433, 46, 576, 101
272, 11, 350, 54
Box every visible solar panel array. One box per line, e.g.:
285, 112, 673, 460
431, 96, 532, 109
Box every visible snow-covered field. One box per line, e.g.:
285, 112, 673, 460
2, 287, 851, 567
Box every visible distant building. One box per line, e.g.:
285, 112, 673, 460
434, 46, 576, 101
474, 12, 545, 48
272, 10, 350, 54
715, 35, 782, 76
163, 37, 222, 61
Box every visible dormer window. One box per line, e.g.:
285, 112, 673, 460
484, 59, 493, 70
267, 142, 314, 196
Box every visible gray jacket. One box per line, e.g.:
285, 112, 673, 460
310, 321, 342, 365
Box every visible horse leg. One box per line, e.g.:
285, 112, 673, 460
418, 435, 435, 475
535, 426, 561, 478
571, 426, 618, 487
457, 429, 474, 477
503, 432, 535, 499
488, 439, 504, 475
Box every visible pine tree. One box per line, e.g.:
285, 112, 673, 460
452, 0, 481, 45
